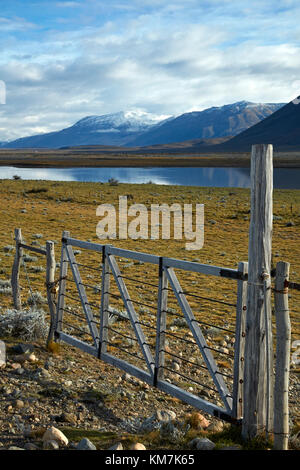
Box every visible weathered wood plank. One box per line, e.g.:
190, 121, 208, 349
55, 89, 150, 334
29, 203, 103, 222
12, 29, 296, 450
55, 231, 70, 339
107, 253, 155, 376
273, 261, 291, 450
57, 331, 98, 357
65, 244, 99, 348
154, 258, 168, 384
107, 245, 159, 265
156, 379, 230, 420
99, 245, 110, 357
165, 266, 232, 413
163, 256, 240, 278
46, 241, 56, 347
19, 243, 47, 256
242, 144, 273, 440
232, 261, 248, 419
11, 228, 23, 310
65, 237, 104, 252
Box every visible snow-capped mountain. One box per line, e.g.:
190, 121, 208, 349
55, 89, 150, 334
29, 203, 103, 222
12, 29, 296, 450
128, 101, 285, 146
1, 102, 285, 149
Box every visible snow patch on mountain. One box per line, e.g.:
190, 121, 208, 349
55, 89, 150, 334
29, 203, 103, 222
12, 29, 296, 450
73, 110, 172, 133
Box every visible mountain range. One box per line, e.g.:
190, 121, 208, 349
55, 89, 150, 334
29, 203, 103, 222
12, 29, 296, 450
0, 101, 285, 150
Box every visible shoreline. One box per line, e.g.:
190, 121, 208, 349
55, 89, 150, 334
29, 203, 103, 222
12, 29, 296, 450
0, 150, 300, 168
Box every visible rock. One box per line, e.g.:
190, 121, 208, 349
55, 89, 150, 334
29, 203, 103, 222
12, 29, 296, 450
42, 426, 68, 447
11, 362, 22, 370
286, 221, 295, 227
8, 446, 25, 450
155, 409, 177, 422
13, 343, 34, 355
43, 440, 60, 450
207, 421, 224, 433
189, 437, 215, 450
24, 443, 39, 450
0, 340, 6, 368
14, 399, 25, 409
60, 412, 77, 425
109, 442, 123, 450
130, 443, 146, 450
76, 438, 97, 450
186, 412, 210, 430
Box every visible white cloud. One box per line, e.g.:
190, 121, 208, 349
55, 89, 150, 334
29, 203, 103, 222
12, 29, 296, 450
0, 0, 300, 141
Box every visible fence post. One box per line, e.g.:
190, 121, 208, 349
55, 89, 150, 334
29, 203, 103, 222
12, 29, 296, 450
11, 228, 23, 310
242, 144, 273, 440
99, 245, 110, 358
46, 241, 56, 347
233, 261, 248, 420
273, 261, 291, 450
154, 258, 168, 385
55, 231, 70, 341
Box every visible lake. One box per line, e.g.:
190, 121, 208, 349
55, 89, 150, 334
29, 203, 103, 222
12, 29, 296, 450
0, 166, 300, 189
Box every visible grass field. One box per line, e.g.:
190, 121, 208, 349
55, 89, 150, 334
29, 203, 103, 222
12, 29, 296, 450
0, 178, 299, 360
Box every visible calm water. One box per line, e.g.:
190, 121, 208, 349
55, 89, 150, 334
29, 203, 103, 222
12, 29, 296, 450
0, 166, 300, 189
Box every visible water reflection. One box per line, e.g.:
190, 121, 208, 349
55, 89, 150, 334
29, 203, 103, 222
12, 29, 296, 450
0, 166, 299, 189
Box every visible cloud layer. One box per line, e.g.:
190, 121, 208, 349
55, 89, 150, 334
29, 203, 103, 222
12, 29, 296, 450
0, 0, 300, 141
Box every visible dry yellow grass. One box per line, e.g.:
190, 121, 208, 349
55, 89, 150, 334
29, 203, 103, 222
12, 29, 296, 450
0, 178, 299, 370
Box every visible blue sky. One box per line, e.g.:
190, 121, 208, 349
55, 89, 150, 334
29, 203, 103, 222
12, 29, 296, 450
0, 0, 300, 141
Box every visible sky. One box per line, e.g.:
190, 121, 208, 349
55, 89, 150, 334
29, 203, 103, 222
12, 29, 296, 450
0, 0, 300, 141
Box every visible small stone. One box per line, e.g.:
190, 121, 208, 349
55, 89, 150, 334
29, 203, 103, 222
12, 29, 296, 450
109, 442, 123, 450
13, 344, 34, 355
61, 412, 77, 425
76, 438, 97, 450
286, 221, 295, 227
24, 443, 39, 450
0, 340, 6, 368
43, 440, 60, 450
171, 362, 180, 371
11, 362, 22, 370
155, 409, 176, 422
130, 443, 146, 450
14, 399, 25, 409
186, 412, 210, 429
207, 421, 224, 433
189, 437, 215, 450
27, 353, 37, 363
42, 426, 68, 447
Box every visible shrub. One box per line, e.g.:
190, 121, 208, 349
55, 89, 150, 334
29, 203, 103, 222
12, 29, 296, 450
108, 177, 119, 186
0, 308, 49, 340
27, 290, 47, 306
3, 245, 14, 253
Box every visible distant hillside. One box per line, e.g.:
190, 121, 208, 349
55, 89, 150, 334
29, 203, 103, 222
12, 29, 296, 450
1, 101, 284, 149
128, 101, 284, 147
215, 96, 300, 152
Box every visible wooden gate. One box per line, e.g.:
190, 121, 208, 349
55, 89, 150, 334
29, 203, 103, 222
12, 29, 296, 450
54, 231, 248, 424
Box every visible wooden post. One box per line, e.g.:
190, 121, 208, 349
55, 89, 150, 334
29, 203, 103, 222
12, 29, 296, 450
154, 258, 168, 384
273, 261, 291, 450
99, 245, 110, 357
242, 144, 273, 440
55, 231, 69, 341
45, 241, 56, 347
11, 228, 23, 310
233, 261, 248, 420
